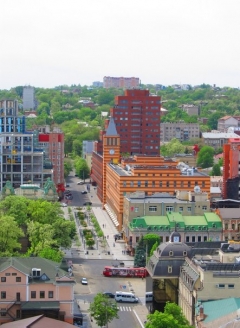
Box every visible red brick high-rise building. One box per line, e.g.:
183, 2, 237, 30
110, 89, 161, 155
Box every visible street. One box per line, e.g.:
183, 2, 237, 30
64, 172, 145, 328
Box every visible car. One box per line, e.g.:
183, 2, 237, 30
81, 190, 87, 194
83, 202, 92, 206
103, 292, 115, 298
64, 190, 71, 194
81, 277, 88, 285
65, 195, 73, 200
60, 203, 68, 207
65, 184, 70, 187
77, 181, 84, 185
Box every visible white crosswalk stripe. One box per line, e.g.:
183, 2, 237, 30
118, 306, 132, 312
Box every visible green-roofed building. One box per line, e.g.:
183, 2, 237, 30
128, 212, 222, 251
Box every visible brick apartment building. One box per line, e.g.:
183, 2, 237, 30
103, 76, 139, 89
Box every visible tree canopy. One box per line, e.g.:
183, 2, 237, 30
160, 139, 185, 157
196, 146, 214, 168
145, 302, 193, 328
89, 293, 119, 327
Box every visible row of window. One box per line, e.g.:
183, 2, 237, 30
122, 181, 206, 188
1, 277, 21, 282
134, 205, 207, 212
0, 291, 54, 299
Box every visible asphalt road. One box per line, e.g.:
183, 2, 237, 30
73, 259, 142, 328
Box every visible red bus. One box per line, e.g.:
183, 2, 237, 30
103, 266, 148, 278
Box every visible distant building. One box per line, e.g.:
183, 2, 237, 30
217, 115, 240, 132
181, 104, 199, 116
92, 81, 103, 87
23, 86, 36, 110
103, 76, 140, 89
202, 132, 239, 149
160, 122, 200, 142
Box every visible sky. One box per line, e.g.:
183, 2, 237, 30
0, 0, 240, 89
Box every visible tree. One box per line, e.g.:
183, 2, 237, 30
0, 216, 24, 255
210, 163, 221, 176
145, 302, 193, 328
196, 146, 214, 168
144, 234, 161, 256
160, 139, 185, 157
134, 237, 146, 267
74, 157, 90, 180
89, 293, 119, 328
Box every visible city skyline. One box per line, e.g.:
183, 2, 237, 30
1, 0, 240, 90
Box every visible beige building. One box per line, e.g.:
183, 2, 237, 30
172, 154, 197, 167
217, 115, 240, 132
181, 104, 199, 116
160, 122, 200, 142
179, 243, 240, 326
202, 131, 239, 149
0, 257, 75, 325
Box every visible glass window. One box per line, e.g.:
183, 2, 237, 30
187, 207, 191, 212
134, 207, 139, 212
16, 277, 21, 282
149, 206, 157, 212
1, 277, 6, 282
31, 291, 36, 299
48, 291, 54, 298
1, 292, 6, 299
137, 181, 141, 187
166, 206, 173, 212
40, 291, 45, 299
179, 207, 183, 212
202, 206, 207, 210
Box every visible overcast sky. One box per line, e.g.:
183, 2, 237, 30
0, 0, 239, 89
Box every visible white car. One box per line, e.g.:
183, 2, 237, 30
77, 181, 84, 185
81, 277, 88, 285
61, 203, 68, 207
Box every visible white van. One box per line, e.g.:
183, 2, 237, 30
145, 291, 153, 302
115, 291, 139, 303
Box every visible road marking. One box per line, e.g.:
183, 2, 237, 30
117, 306, 133, 312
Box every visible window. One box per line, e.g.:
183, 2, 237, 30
5, 273, 10, 276
1, 292, 6, 299
145, 181, 148, 187
228, 284, 235, 289
186, 236, 190, 242
1, 277, 6, 282
179, 207, 183, 212
232, 224, 235, 230
202, 206, 207, 210
0, 308, 6, 316
123, 181, 126, 187
130, 181, 134, 187
166, 181, 169, 187
166, 206, 173, 212
16, 277, 21, 282
149, 206, 157, 212
187, 207, 191, 212
31, 291, 36, 299
48, 291, 54, 298
137, 181, 141, 187
134, 207, 139, 213
192, 236, 195, 242
168, 266, 172, 273
40, 291, 45, 299
12, 273, 17, 276
217, 284, 225, 288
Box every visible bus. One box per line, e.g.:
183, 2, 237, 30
103, 266, 148, 278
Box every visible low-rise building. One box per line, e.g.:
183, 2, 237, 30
217, 116, 240, 132
181, 104, 199, 116
0, 257, 75, 325
202, 131, 239, 149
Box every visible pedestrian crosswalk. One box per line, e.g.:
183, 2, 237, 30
117, 306, 132, 312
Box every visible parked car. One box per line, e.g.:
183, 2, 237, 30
77, 181, 84, 185
83, 202, 92, 206
65, 184, 70, 187
81, 190, 87, 194
61, 203, 68, 207
81, 277, 88, 285
103, 292, 115, 298
65, 195, 73, 200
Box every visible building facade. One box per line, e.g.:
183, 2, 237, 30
202, 132, 239, 149
160, 122, 200, 142
217, 116, 240, 132
0, 257, 75, 325
181, 104, 199, 116
23, 86, 36, 110
110, 89, 161, 155
103, 76, 139, 89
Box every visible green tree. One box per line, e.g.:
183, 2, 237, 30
134, 237, 146, 267
38, 247, 64, 262
89, 293, 119, 328
210, 163, 221, 176
150, 241, 158, 257
27, 221, 57, 254
145, 302, 193, 328
64, 159, 73, 178
160, 139, 185, 157
0, 216, 24, 255
196, 146, 214, 168
74, 157, 90, 180
144, 234, 161, 256
0, 196, 29, 225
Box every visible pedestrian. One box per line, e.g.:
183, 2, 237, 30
122, 250, 123, 254
142, 275, 144, 280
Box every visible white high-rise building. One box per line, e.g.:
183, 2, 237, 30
23, 86, 36, 110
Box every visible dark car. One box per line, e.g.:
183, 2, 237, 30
83, 202, 92, 206
81, 190, 87, 194
65, 184, 70, 187
103, 292, 115, 298
66, 195, 73, 200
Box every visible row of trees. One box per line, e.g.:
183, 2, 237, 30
0, 196, 76, 261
